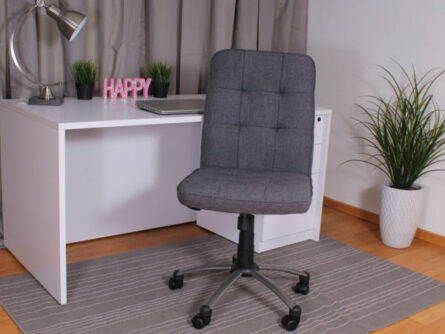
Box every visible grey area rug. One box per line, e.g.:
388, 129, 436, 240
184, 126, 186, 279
1, 235, 445, 334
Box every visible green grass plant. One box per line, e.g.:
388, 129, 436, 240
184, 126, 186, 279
352, 63, 445, 189
72, 61, 98, 85
147, 62, 172, 83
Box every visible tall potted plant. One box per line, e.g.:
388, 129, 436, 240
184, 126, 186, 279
147, 61, 172, 98
72, 60, 98, 100
354, 64, 445, 248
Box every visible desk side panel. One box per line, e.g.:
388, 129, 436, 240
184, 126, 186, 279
311, 110, 332, 240
0, 109, 66, 304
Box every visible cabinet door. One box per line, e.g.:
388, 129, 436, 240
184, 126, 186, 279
312, 144, 322, 173
260, 174, 319, 241
314, 115, 326, 144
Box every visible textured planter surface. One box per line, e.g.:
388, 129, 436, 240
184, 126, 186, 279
76, 83, 94, 100
152, 82, 169, 98
380, 184, 424, 248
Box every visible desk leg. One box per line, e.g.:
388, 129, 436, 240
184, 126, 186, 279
0, 111, 67, 304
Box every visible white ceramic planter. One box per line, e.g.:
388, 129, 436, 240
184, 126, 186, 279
380, 183, 424, 248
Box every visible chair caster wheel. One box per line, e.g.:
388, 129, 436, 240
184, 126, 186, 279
294, 283, 309, 295
192, 314, 211, 329
294, 271, 310, 295
168, 277, 183, 290
281, 305, 301, 331
192, 305, 212, 329
168, 270, 184, 290
281, 315, 299, 331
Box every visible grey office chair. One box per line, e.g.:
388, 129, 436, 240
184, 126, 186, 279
169, 49, 315, 332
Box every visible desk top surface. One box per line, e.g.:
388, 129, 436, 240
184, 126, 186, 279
0, 95, 205, 130
0, 94, 331, 131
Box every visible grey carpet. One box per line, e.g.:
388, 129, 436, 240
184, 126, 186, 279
1, 235, 445, 334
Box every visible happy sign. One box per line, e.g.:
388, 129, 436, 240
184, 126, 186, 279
103, 78, 152, 99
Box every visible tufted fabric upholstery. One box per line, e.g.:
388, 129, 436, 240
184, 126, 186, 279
177, 167, 311, 214
177, 49, 315, 215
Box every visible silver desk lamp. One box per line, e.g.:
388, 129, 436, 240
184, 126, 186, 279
9, 0, 87, 105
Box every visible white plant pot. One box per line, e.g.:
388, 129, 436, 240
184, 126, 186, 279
379, 183, 424, 248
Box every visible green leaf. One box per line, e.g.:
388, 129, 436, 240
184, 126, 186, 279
146, 62, 172, 83
72, 61, 98, 84
349, 62, 445, 189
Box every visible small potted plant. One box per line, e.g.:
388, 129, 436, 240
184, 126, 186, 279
352, 63, 445, 248
147, 61, 172, 98
72, 60, 98, 100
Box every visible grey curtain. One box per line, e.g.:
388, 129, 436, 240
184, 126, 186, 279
0, 0, 307, 99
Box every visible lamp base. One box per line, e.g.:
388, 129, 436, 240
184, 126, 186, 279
28, 96, 64, 106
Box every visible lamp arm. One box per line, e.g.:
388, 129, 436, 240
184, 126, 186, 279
9, 3, 61, 88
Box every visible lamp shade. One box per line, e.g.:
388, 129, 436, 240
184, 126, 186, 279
46, 5, 87, 42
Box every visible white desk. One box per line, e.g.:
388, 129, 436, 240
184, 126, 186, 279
0, 96, 203, 304
0, 97, 331, 305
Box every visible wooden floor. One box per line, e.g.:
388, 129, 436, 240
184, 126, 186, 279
1, 207, 445, 333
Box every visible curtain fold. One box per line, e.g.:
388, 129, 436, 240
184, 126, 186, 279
0, 0, 307, 99
36, 0, 64, 98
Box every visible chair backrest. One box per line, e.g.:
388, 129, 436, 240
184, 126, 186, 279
201, 49, 315, 176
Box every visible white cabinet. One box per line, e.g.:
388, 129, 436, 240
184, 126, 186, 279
197, 108, 332, 252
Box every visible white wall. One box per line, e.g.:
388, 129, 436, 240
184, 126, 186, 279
307, 0, 445, 236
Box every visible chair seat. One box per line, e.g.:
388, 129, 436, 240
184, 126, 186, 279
177, 167, 312, 215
